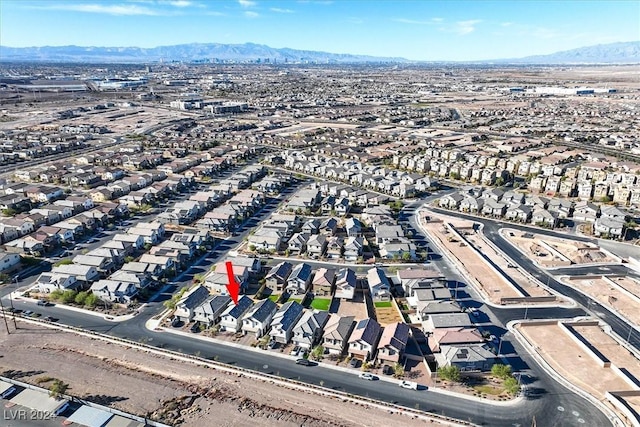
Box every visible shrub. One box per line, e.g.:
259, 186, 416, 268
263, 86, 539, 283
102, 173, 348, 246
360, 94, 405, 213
491, 364, 512, 379
437, 365, 461, 382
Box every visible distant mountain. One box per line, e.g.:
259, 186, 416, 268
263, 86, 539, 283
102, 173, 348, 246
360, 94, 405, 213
505, 41, 640, 64
0, 42, 406, 63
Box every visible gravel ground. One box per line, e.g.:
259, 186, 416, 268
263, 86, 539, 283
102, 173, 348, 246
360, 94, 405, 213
0, 322, 444, 427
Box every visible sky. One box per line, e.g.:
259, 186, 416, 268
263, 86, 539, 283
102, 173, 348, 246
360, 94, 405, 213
1, 0, 638, 61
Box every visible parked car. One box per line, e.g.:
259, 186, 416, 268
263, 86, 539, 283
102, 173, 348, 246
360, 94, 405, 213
36, 300, 52, 307
43, 316, 57, 322
399, 380, 418, 390
267, 339, 277, 350
295, 358, 315, 366
23, 310, 34, 317
289, 345, 302, 357
359, 372, 376, 381
382, 365, 394, 375
349, 358, 360, 368
190, 323, 200, 333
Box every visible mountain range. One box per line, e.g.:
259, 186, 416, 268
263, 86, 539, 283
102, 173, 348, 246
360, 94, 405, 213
0, 41, 638, 64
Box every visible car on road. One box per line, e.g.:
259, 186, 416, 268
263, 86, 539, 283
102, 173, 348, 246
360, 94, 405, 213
359, 372, 376, 381
43, 316, 57, 322
36, 300, 51, 307
295, 358, 315, 366
23, 310, 34, 317
399, 380, 418, 390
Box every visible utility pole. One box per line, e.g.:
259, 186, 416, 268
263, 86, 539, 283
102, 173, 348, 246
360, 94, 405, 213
0, 297, 11, 335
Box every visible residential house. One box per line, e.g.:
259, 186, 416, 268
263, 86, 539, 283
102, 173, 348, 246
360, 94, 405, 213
72, 254, 115, 276
367, 267, 391, 301
287, 232, 310, 254
573, 201, 600, 223
193, 295, 232, 326
326, 236, 344, 259
323, 314, 356, 355
301, 218, 320, 235
594, 217, 626, 238
292, 310, 330, 349
174, 285, 210, 322
348, 318, 382, 361
0, 251, 20, 273
376, 322, 411, 364
286, 262, 313, 295
218, 295, 254, 333
35, 272, 80, 293
345, 217, 362, 238
312, 268, 335, 296
241, 298, 278, 338
51, 264, 100, 284
265, 261, 293, 294
435, 343, 497, 372
306, 234, 327, 259
269, 300, 305, 344
335, 267, 357, 300
343, 236, 363, 261
89, 280, 138, 303
107, 270, 152, 290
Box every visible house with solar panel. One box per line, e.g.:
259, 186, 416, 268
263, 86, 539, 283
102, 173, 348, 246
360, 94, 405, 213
269, 300, 305, 344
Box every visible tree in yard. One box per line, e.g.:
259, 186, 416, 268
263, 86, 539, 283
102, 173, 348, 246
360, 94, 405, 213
401, 252, 412, 261
49, 379, 69, 399
124, 255, 134, 263
504, 376, 520, 395
437, 365, 461, 382
393, 362, 404, 378
310, 345, 324, 361
491, 363, 512, 379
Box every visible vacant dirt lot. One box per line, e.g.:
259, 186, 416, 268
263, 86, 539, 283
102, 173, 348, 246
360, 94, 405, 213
422, 213, 555, 303
0, 322, 443, 427
503, 231, 617, 268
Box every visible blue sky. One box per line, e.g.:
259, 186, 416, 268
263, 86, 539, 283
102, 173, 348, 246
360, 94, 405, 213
1, 0, 638, 61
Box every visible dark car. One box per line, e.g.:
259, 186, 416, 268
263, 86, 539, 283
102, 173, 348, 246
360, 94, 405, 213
43, 316, 57, 322
382, 365, 394, 375
349, 358, 360, 368
295, 358, 315, 366
37, 300, 51, 307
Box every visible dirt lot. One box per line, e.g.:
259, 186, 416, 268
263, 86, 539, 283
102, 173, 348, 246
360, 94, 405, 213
0, 322, 450, 427
561, 275, 640, 327
517, 322, 639, 425
333, 293, 369, 321
421, 213, 554, 304
503, 231, 617, 268
375, 305, 404, 327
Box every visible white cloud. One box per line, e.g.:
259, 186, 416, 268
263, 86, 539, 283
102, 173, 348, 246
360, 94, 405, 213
270, 7, 293, 13
238, 0, 256, 8
453, 20, 481, 35
244, 10, 259, 18
166, 0, 192, 6
393, 17, 443, 25
500, 22, 513, 27
42, 3, 162, 15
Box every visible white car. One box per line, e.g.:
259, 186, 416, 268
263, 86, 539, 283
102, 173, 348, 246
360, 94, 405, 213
399, 380, 418, 390
359, 372, 375, 381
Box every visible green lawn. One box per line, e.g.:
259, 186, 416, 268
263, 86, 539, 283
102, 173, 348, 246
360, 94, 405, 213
310, 298, 331, 311
374, 301, 392, 308
473, 384, 504, 396
268, 295, 280, 302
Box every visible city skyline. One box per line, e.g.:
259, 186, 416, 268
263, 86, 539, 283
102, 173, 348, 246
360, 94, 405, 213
1, 0, 639, 61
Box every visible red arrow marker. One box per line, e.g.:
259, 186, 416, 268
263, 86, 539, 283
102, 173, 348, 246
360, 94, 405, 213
225, 261, 240, 305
